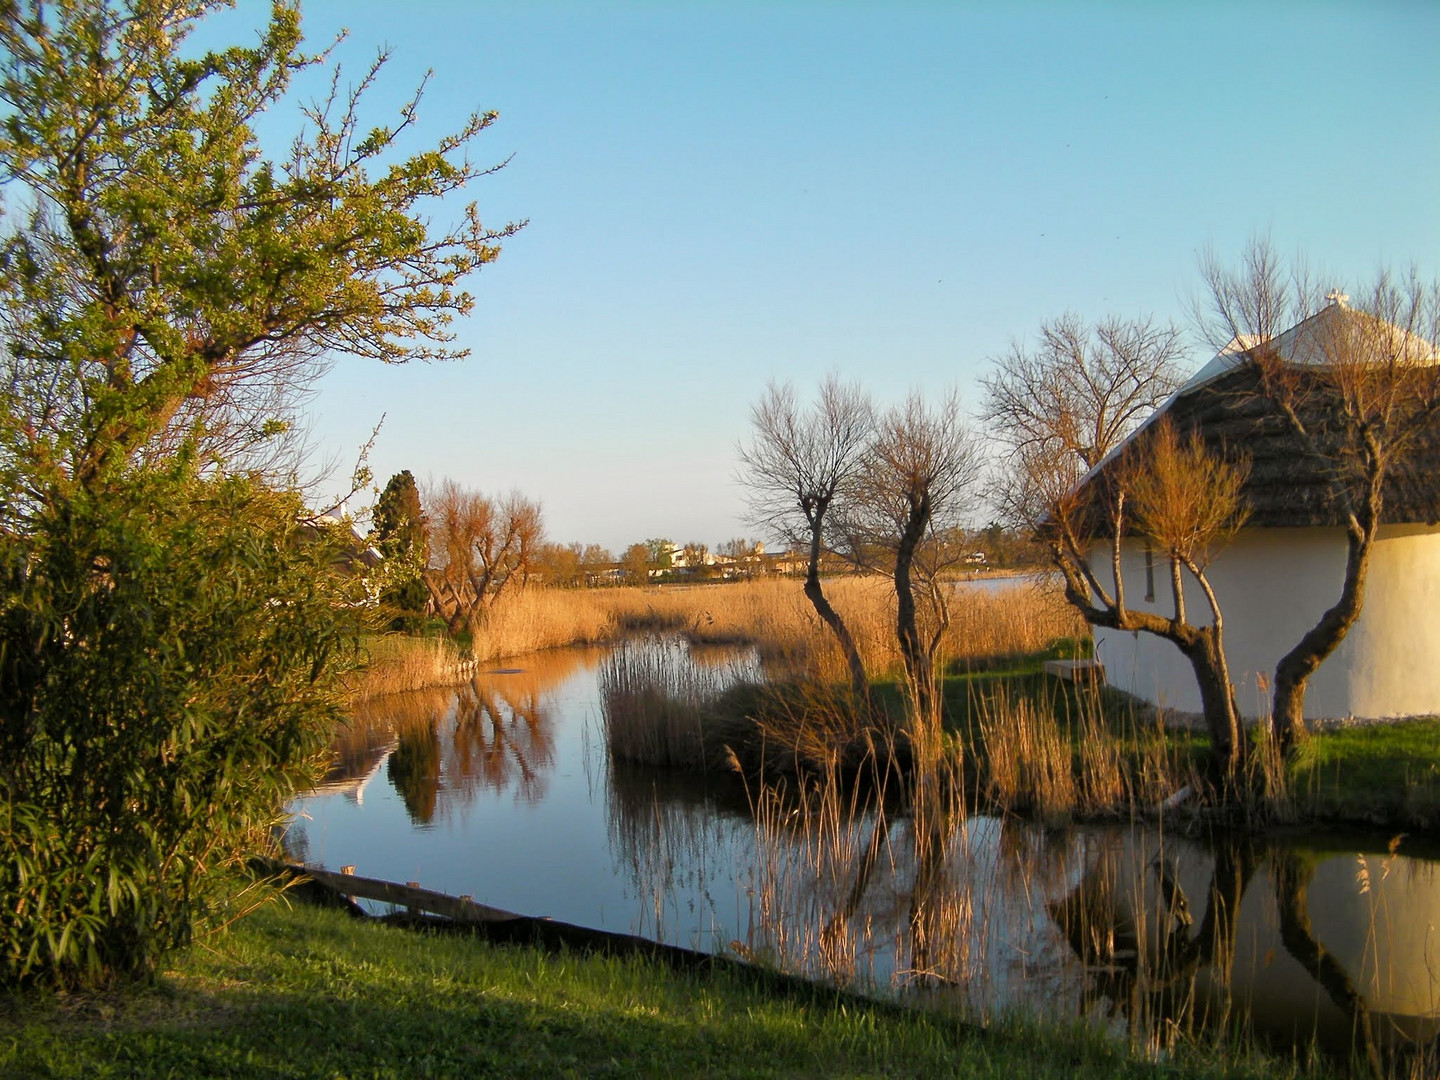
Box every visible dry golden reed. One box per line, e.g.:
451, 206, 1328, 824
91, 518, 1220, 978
599, 642, 736, 769
345, 634, 466, 699
978, 688, 1078, 822
354, 573, 1085, 697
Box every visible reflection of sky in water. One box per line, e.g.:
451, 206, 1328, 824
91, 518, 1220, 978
289, 637, 1440, 1061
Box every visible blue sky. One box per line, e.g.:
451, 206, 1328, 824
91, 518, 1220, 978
219, 1, 1440, 552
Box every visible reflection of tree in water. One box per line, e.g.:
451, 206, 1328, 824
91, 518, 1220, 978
387, 718, 442, 823
732, 782, 1440, 1072
449, 678, 555, 805
1048, 834, 1440, 1074
331, 649, 603, 825
717, 764, 1037, 994
1048, 833, 1258, 1056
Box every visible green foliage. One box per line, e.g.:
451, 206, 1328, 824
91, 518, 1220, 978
645, 537, 674, 569
0, 0, 514, 988
372, 471, 427, 561
0, 0, 521, 478
371, 470, 429, 631
0, 464, 359, 988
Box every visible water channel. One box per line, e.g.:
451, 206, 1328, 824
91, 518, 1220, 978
288, 637, 1440, 1067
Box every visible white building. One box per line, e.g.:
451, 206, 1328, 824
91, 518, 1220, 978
1079, 300, 1440, 722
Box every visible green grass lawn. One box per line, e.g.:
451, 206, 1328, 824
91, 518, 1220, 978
1290, 718, 1440, 828
1, 901, 1324, 1080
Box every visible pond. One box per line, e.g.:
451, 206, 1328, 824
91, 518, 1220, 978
287, 637, 1440, 1068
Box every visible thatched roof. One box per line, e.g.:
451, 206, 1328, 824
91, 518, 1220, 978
1072, 302, 1440, 531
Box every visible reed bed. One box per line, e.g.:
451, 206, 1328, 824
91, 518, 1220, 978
971, 676, 1200, 822
356, 574, 1085, 697
345, 634, 467, 698
598, 640, 753, 770
978, 689, 1078, 822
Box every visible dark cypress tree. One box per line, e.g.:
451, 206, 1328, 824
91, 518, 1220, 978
372, 471, 430, 631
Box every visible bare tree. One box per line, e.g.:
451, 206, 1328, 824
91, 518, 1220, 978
737, 377, 874, 703
841, 390, 982, 747
982, 314, 1260, 780
984, 313, 1186, 470
1124, 418, 1250, 766
1196, 240, 1440, 754
717, 536, 762, 579
423, 481, 544, 645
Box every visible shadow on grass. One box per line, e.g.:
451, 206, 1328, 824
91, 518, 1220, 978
0, 903, 1186, 1080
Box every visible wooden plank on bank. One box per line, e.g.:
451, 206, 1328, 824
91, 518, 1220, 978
287, 863, 526, 925
1042, 659, 1105, 683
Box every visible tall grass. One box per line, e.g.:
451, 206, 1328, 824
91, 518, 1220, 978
346, 634, 467, 698
356, 574, 1086, 697
972, 676, 1198, 822
978, 689, 1078, 821
599, 641, 754, 769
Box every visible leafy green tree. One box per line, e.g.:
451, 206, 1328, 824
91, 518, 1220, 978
371, 470, 429, 630
0, 0, 517, 987
0, 464, 361, 987
645, 538, 675, 573
0, 0, 520, 479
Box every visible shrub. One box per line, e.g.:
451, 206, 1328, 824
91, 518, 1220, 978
0, 465, 359, 988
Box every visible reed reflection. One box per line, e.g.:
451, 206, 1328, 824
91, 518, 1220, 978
605, 761, 754, 946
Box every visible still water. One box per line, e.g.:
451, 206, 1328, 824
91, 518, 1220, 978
288, 639, 1440, 1065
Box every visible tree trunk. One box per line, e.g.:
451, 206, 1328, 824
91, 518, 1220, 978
1271, 510, 1376, 757
1181, 629, 1244, 783
892, 499, 935, 738
803, 520, 870, 707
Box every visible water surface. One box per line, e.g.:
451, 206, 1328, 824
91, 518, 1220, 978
289, 638, 1440, 1066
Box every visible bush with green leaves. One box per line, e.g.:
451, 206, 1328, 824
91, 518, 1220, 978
0, 0, 516, 988
0, 464, 360, 988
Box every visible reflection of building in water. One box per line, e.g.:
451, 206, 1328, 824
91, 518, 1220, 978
313, 723, 396, 806
1049, 830, 1440, 1067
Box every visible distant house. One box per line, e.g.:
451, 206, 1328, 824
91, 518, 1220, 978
314, 506, 383, 572
1075, 299, 1440, 722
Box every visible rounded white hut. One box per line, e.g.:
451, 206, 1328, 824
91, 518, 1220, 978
1077, 300, 1440, 722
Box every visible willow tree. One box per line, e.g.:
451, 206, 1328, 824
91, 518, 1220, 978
424, 481, 544, 646
737, 376, 874, 703
841, 390, 981, 743
0, 0, 519, 987
982, 314, 1260, 781
1195, 241, 1440, 755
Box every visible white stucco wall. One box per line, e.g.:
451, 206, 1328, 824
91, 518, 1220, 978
1089, 525, 1440, 721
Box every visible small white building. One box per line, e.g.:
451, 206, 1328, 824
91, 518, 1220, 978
1080, 301, 1440, 722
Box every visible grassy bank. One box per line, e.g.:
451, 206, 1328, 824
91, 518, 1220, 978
0, 900, 1328, 1080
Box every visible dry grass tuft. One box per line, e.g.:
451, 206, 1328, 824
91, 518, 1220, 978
599, 641, 750, 769
978, 688, 1077, 823
346, 634, 468, 699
